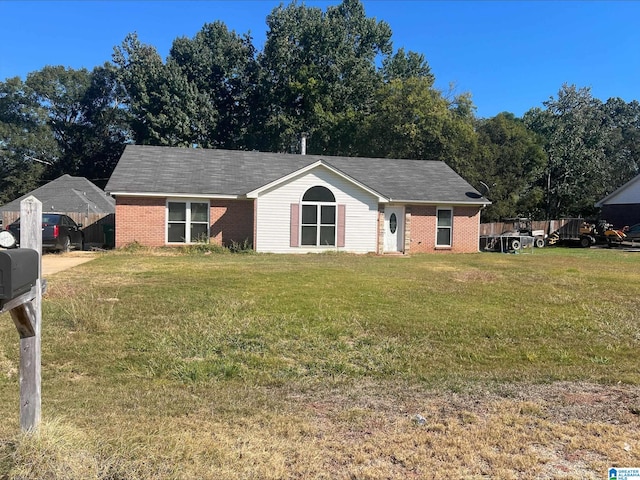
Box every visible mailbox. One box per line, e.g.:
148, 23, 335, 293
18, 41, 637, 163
0, 249, 39, 300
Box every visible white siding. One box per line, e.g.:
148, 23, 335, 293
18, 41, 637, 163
605, 177, 640, 204
255, 166, 379, 253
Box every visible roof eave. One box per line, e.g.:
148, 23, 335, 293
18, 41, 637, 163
386, 199, 492, 206
107, 191, 245, 200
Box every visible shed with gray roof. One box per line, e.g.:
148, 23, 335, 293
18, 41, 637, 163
106, 145, 490, 254
1, 175, 115, 247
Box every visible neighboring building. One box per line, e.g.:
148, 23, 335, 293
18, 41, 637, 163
105, 145, 490, 254
595, 173, 640, 228
0, 175, 116, 247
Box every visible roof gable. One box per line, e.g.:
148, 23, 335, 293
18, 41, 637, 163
246, 160, 387, 201
105, 145, 489, 205
0, 175, 115, 214
595, 173, 640, 207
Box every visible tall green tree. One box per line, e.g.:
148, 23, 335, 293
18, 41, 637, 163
474, 112, 546, 221
601, 97, 640, 191
0, 77, 57, 204
113, 33, 214, 147
24, 65, 129, 187
169, 21, 260, 149
358, 77, 477, 178
75, 64, 131, 186
259, 0, 392, 154
524, 84, 608, 219
25, 66, 93, 177
381, 48, 434, 82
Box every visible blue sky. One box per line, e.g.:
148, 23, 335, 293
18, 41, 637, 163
1, 1, 638, 118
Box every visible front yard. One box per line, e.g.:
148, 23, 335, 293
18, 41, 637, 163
1, 248, 639, 478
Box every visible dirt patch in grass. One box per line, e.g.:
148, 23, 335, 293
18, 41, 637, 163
452, 269, 500, 283
3, 380, 637, 479
263, 380, 640, 479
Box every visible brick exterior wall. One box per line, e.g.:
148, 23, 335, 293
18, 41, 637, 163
209, 200, 254, 247
407, 205, 481, 253
115, 197, 166, 247
115, 197, 254, 248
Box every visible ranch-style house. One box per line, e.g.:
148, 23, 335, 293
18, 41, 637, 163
105, 145, 490, 254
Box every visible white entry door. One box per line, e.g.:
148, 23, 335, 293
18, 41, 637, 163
384, 206, 404, 253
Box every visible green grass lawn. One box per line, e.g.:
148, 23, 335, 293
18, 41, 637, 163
1, 248, 639, 478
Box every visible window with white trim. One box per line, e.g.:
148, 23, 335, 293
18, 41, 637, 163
167, 200, 210, 243
301, 186, 336, 246
436, 208, 452, 247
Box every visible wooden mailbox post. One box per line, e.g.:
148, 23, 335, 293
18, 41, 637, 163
0, 196, 43, 432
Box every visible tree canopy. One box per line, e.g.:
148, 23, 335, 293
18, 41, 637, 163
474, 113, 546, 221
523, 84, 638, 219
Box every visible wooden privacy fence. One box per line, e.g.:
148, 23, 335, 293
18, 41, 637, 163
479, 219, 572, 236
2, 211, 114, 247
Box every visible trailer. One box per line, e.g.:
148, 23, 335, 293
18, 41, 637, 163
480, 218, 542, 252
546, 218, 626, 247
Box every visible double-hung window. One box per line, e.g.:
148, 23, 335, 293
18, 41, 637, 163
436, 208, 452, 247
301, 186, 336, 246
167, 200, 210, 243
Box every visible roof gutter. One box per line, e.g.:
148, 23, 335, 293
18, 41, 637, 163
385, 199, 492, 206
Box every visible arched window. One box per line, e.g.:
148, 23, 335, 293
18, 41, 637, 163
301, 186, 336, 246
303, 186, 335, 202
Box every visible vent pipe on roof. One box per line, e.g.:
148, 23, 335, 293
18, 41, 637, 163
300, 132, 308, 155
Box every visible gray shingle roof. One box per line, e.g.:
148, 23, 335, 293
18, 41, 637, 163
105, 145, 489, 205
0, 175, 115, 214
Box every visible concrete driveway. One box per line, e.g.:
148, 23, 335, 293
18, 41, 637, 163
41, 251, 98, 275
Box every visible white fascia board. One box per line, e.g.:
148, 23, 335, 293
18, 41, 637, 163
246, 160, 388, 201
386, 198, 492, 206
594, 174, 640, 207
108, 191, 243, 200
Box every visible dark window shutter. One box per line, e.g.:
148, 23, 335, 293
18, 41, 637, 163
337, 204, 346, 248
290, 204, 299, 247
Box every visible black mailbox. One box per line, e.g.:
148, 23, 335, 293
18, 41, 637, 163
0, 249, 39, 300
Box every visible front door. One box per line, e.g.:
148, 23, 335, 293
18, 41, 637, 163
384, 206, 404, 253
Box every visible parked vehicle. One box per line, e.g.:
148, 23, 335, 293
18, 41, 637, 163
4, 214, 84, 252
610, 223, 640, 248
623, 223, 640, 240
502, 217, 546, 248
